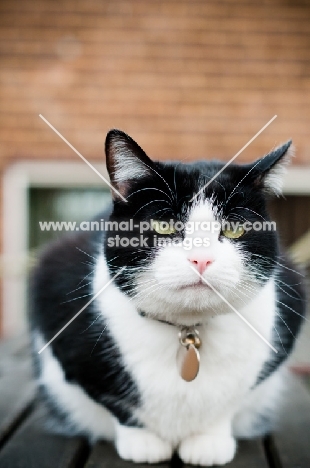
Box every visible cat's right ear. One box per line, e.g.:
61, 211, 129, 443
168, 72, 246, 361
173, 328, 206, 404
105, 129, 154, 201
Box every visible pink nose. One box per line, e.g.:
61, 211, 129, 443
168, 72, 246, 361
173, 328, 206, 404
188, 256, 214, 274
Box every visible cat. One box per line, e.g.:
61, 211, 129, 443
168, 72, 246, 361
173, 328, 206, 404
30, 130, 306, 466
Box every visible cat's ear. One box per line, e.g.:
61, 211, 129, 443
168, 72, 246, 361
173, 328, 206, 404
248, 140, 294, 196
105, 129, 154, 201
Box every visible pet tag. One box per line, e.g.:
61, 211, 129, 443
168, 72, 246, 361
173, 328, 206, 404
177, 327, 201, 382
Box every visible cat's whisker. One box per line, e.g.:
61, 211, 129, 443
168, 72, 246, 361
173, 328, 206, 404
272, 326, 287, 356
74, 268, 96, 288
60, 292, 93, 304
133, 277, 156, 286
246, 265, 290, 283
135, 158, 177, 204
275, 283, 304, 301
276, 300, 309, 323
133, 199, 171, 217
257, 277, 304, 304
131, 280, 160, 296
80, 313, 102, 334
226, 159, 261, 205
232, 284, 256, 299
82, 260, 96, 267
151, 207, 174, 218
250, 253, 304, 277
90, 325, 107, 356
274, 310, 297, 339
127, 187, 174, 205
228, 213, 248, 223
106, 255, 123, 264
223, 287, 250, 304
130, 281, 166, 304
254, 272, 304, 299
240, 270, 305, 304
173, 165, 179, 197
237, 279, 259, 291
66, 281, 92, 296
76, 247, 98, 262
234, 206, 268, 222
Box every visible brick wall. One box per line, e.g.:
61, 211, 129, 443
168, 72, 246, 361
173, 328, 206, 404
1, 0, 310, 168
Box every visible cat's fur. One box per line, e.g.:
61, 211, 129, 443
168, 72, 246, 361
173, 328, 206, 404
30, 131, 305, 466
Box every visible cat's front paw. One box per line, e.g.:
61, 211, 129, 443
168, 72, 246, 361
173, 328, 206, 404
115, 425, 173, 464
178, 433, 236, 466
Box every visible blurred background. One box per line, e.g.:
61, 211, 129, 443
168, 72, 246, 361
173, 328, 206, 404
0, 0, 309, 371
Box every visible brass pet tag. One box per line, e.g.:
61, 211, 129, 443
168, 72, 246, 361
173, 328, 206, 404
177, 327, 201, 382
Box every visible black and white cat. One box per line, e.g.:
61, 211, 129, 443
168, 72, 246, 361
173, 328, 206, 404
31, 130, 305, 466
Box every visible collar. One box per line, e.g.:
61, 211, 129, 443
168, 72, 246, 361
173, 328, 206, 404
138, 310, 202, 328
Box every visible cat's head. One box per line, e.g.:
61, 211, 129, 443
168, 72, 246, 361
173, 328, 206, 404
104, 130, 293, 325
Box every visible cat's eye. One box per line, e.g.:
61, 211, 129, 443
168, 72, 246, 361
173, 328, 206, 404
222, 224, 245, 239
151, 220, 176, 235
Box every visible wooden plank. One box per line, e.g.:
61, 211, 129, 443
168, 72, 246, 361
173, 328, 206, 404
0, 405, 89, 468
271, 374, 310, 468
0, 337, 35, 447
85, 440, 171, 468
231, 440, 269, 468
182, 439, 268, 468
86, 438, 268, 468
227, 440, 269, 468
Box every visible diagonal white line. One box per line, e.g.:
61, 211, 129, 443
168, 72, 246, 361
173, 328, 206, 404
39, 114, 127, 203
190, 266, 278, 354
38, 267, 126, 354
190, 115, 277, 202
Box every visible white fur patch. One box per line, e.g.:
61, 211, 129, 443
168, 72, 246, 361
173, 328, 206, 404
179, 432, 236, 466
133, 200, 247, 323
115, 424, 173, 463
114, 155, 149, 183
263, 145, 294, 195
93, 252, 279, 449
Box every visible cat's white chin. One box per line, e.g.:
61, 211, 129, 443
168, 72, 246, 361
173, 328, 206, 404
133, 284, 237, 324
132, 271, 262, 326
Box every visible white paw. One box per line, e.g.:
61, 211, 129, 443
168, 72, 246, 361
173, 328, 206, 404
115, 426, 173, 463
178, 433, 236, 466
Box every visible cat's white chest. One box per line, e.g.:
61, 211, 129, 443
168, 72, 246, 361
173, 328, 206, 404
96, 263, 275, 445
128, 324, 266, 443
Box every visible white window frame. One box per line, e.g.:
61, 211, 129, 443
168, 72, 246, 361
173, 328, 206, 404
2, 160, 109, 337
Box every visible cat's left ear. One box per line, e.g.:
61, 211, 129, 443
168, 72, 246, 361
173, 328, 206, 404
105, 129, 154, 201
247, 140, 294, 196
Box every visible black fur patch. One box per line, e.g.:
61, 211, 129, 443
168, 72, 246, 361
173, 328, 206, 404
30, 228, 141, 427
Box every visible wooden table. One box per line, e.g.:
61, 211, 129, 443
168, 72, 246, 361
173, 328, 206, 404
0, 337, 309, 468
